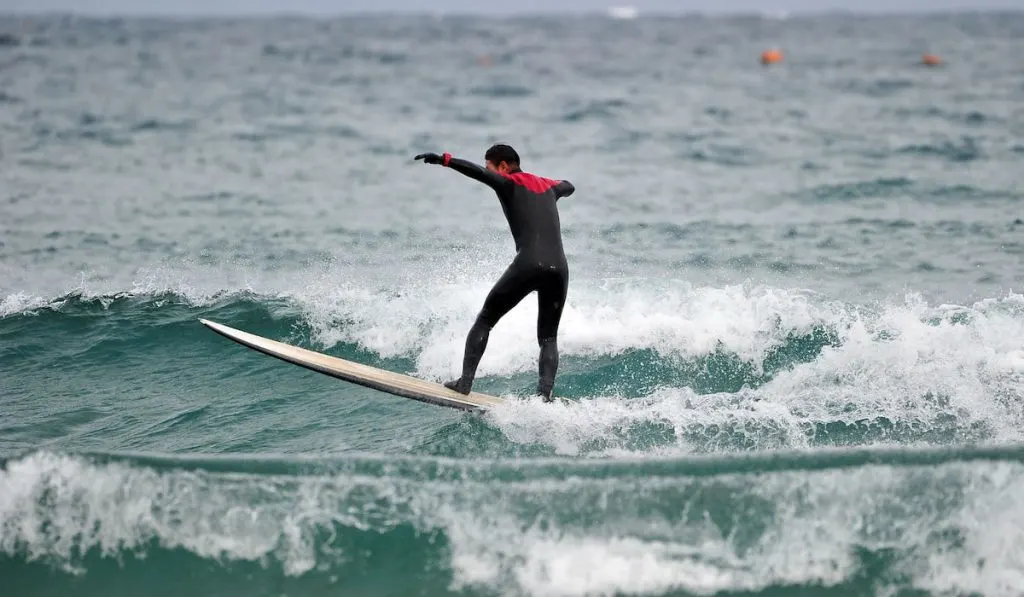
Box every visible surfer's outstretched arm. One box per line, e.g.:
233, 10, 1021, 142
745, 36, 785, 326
553, 180, 575, 200
447, 156, 510, 190
414, 152, 508, 190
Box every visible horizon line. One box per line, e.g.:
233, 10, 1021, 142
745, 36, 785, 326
1, 6, 1022, 19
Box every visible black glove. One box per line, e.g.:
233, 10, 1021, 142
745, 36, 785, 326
414, 152, 444, 165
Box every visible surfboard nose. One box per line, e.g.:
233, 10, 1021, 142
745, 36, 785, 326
198, 318, 505, 411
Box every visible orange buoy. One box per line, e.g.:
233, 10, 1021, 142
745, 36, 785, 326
921, 54, 941, 66
761, 49, 783, 65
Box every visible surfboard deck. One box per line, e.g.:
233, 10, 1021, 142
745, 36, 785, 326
199, 319, 505, 412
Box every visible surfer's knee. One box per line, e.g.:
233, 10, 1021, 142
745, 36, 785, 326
537, 333, 558, 349
474, 310, 499, 330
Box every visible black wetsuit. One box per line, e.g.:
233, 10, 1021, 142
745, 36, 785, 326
416, 152, 575, 400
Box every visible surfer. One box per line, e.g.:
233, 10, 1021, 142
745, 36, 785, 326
414, 145, 575, 402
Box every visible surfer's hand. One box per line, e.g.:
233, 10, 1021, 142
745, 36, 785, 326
411, 152, 440, 164
415, 152, 452, 167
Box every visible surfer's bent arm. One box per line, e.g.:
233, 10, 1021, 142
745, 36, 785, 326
553, 180, 575, 200
444, 154, 508, 190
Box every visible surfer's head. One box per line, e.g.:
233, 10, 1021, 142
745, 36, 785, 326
485, 144, 520, 174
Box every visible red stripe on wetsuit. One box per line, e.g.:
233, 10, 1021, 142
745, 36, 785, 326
501, 172, 559, 193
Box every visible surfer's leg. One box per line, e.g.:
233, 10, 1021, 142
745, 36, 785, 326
445, 262, 534, 394
536, 269, 568, 402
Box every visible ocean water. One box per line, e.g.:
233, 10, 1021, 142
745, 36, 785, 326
2, 10, 1024, 597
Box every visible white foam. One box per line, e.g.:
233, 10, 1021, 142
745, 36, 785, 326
6, 268, 1024, 454
442, 462, 1024, 597
473, 290, 1024, 456
485, 388, 806, 457
509, 536, 756, 597
5, 451, 1024, 596
0, 292, 50, 318
294, 279, 836, 383
0, 452, 335, 575
757, 293, 1024, 441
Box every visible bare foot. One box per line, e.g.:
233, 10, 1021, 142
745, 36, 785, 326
444, 379, 471, 395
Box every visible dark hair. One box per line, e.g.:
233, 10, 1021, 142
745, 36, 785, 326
485, 144, 520, 166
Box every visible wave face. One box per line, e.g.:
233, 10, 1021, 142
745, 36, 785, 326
4, 10, 1024, 597
4, 286, 1024, 458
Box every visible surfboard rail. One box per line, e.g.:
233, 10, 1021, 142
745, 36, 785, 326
199, 319, 505, 412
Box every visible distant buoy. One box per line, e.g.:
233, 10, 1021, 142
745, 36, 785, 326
761, 49, 783, 65
921, 54, 941, 66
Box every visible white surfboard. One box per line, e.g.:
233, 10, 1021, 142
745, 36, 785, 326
199, 319, 505, 412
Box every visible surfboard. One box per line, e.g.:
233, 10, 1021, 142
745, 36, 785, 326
199, 319, 505, 412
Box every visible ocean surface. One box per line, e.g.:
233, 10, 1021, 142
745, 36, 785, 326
2, 10, 1024, 597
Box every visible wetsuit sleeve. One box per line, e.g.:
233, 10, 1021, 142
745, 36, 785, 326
553, 180, 575, 200
444, 155, 509, 190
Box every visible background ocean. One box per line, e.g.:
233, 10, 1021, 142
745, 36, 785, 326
2, 9, 1024, 597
